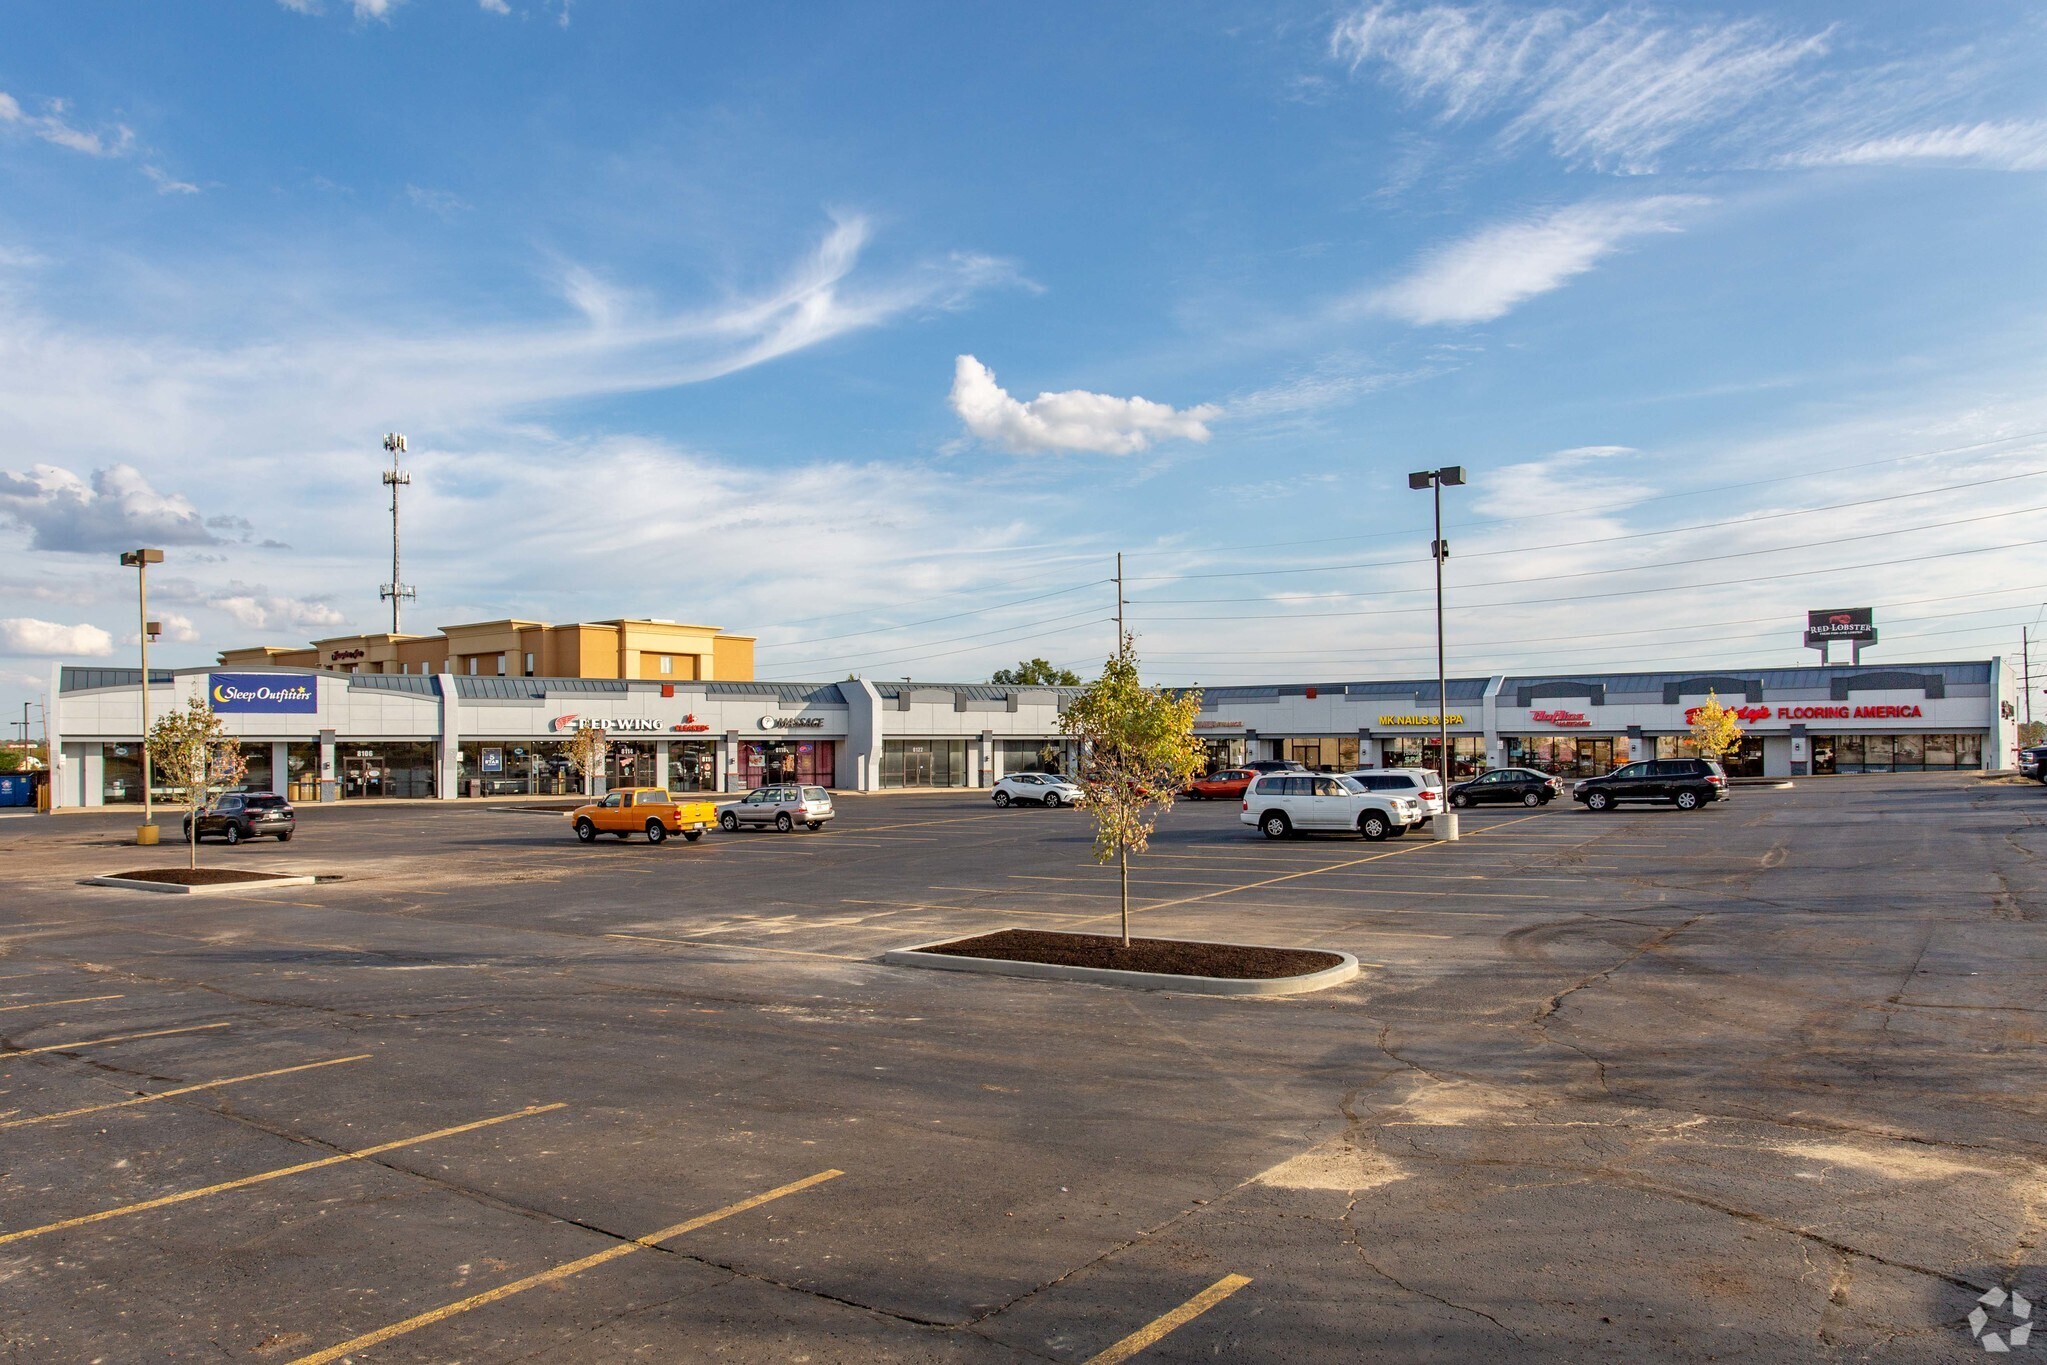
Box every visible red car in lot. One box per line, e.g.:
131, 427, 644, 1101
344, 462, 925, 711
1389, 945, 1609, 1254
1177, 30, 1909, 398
1185, 768, 1257, 800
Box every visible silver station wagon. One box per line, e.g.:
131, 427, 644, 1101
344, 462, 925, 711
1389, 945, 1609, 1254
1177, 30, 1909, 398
718, 784, 835, 833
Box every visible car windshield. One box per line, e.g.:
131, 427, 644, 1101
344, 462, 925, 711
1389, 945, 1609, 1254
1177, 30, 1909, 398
1336, 776, 1367, 794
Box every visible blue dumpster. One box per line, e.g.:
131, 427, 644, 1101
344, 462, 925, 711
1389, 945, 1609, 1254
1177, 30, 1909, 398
0, 774, 33, 807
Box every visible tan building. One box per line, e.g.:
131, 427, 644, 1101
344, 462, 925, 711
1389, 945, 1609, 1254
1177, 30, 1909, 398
219, 618, 756, 682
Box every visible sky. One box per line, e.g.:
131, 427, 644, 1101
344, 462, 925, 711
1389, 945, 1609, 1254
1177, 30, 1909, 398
3, 0, 2047, 731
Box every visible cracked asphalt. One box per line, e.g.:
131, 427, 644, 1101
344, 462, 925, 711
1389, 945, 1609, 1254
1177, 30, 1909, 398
0, 772, 2042, 1361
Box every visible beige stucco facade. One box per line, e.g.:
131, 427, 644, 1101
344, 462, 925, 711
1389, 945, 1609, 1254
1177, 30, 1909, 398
221, 617, 758, 682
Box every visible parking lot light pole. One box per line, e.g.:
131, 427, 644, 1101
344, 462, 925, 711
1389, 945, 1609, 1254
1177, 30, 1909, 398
1408, 467, 1465, 841
119, 548, 165, 845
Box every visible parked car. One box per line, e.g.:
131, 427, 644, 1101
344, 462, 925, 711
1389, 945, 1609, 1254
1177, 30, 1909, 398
719, 784, 835, 832
1241, 759, 1307, 774
992, 773, 1083, 807
1573, 759, 1726, 812
1240, 772, 1422, 841
570, 787, 717, 843
1448, 767, 1563, 808
2020, 744, 2047, 780
1347, 768, 1444, 823
1185, 768, 1256, 800
183, 791, 295, 844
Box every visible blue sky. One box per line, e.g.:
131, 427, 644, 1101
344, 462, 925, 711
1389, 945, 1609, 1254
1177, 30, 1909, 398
3, 0, 2047, 724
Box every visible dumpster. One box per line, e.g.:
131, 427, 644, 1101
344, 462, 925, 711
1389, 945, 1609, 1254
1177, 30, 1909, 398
0, 774, 34, 808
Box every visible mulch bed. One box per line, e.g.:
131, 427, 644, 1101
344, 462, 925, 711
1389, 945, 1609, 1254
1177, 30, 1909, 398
921, 929, 1342, 980
108, 868, 302, 886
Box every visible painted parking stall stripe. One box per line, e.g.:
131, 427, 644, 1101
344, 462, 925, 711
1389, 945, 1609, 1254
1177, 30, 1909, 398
0, 1054, 373, 1131
1086, 1273, 1253, 1364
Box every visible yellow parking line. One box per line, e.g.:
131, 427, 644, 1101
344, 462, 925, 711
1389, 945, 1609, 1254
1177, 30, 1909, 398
286, 1169, 843, 1365
4, 1022, 230, 1057
1087, 1273, 1253, 1364
0, 1054, 373, 1130
0, 1103, 562, 1247
604, 932, 867, 963
0, 993, 123, 1013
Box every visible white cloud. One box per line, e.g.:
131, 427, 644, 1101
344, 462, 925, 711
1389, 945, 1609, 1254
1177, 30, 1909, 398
0, 90, 135, 159
1366, 196, 1704, 326
352, 0, 399, 17
949, 356, 1220, 456
479, 0, 510, 12
406, 184, 470, 216
1782, 120, 2047, 172
143, 166, 200, 195
0, 618, 113, 657
0, 464, 220, 553
210, 593, 348, 633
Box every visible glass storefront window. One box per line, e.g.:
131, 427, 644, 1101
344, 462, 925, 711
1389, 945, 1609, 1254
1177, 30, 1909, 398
285, 742, 320, 800
1000, 739, 1074, 776
1812, 734, 1985, 773
669, 741, 718, 792
1195, 737, 1244, 773
237, 743, 274, 794
101, 742, 144, 804
1892, 734, 1924, 772
1285, 737, 1360, 772
1505, 736, 1616, 778
881, 738, 967, 788
742, 740, 835, 788
1380, 734, 1486, 777
1656, 734, 1766, 777
454, 741, 576, 797
339, 741, 436, 798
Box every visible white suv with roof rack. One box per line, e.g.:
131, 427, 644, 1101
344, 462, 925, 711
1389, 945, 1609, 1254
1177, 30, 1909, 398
1344, 768, 1443, 826
1240, 772, 1423, 841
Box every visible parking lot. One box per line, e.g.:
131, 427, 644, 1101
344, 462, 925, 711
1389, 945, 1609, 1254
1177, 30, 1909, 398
1, 774, 2043, 1361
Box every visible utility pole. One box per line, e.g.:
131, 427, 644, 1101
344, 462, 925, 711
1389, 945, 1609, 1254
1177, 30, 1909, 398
119, 548, 165, 841
2026, 628, 2034, 731
380, 433, 416, 634
1409, 466, 1466, 840
1116, 551, 1124, 644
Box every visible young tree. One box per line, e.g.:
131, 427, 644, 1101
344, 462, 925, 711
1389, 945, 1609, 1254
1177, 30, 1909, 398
564, 724, 610, 797
1059, 633, 1206, 945
146, 695, 250, 870
1688, 689, 1746, 764
993, 658, 1082, 687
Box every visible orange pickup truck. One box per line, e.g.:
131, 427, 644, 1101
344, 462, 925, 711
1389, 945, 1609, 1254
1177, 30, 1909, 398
568, 787, 718, 844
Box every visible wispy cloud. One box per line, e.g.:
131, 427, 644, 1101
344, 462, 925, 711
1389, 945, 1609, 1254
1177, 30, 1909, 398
1782, 120, 2047, 172
0, 91, 134, 158
950, 356, 1220, 455
1364, 195, 1704, 325
143, 165, 200, 195
1330, 4, 1825, 172
406, 184, 470, 216
0, 464, 221, 553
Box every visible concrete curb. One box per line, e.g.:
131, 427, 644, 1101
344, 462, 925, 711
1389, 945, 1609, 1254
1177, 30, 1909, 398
883, 932, 1362, 997
84, 873, 320, 896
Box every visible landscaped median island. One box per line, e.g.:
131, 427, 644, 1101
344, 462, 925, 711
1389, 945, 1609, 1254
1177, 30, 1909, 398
886, 929, 1361, 996
85, 868, 319, 895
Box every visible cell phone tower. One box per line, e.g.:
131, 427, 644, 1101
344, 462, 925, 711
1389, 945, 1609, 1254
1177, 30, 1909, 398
380, 433, 417, 634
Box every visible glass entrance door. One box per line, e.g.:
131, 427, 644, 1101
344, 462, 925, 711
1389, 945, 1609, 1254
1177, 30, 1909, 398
903, 747, 934, 786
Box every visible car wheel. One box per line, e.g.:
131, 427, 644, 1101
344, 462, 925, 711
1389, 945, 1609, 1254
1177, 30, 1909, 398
719, 811, 739, 832
1451, 792, 1471, 809
1587, 791, 1611, 812
1359, 813, 1392, 841
574, 818, 596, 843
1387, 822, 1407, 838
683, 830, 703, 842
1043, 792, 1062, 808
225, 823, 242, 845
1675, 789, 1701, 810
1261, 812, 1291, 839
276, 830, 293, 842
646, 819, 667, 843
994, 791, 1011, 807
1522, 791, 1541, 807
774, 812, 793, 832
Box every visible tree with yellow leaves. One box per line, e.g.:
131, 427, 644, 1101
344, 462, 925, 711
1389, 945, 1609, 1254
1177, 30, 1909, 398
1688, 689, 1746, 764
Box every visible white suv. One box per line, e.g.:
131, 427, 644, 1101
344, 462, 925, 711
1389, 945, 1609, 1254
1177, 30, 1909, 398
992, 772, 1084, 807
1240, 773, 1423, 841
1345, 768, 1443, 825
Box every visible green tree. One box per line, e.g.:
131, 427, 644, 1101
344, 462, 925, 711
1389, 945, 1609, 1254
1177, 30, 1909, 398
146, 695, 250, 870
1058, 633, 1206, 945
1688, 689, 1746, 764
992, 658, 1082, 687
0, 748, 22, 775
2020, 720, 2046, 747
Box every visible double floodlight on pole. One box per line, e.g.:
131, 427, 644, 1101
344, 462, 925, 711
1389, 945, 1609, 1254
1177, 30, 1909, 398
119, 547, 165, 845
1408, 466, 1465, 842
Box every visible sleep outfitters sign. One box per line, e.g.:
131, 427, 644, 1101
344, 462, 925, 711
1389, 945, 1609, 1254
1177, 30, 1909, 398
208, 673, 317, 714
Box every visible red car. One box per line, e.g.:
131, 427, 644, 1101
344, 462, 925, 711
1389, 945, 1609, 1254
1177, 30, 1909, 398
1186, 768, 1256, 800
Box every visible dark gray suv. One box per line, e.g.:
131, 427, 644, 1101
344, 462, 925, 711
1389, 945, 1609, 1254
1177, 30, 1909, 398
183, 791, 296, 843
1572, 759, 1727, 812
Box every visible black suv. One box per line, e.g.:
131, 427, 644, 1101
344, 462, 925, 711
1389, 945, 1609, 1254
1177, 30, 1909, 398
183, 791, 296, 843
2021, 745, 2047, 781
1572, 759, 1726, 812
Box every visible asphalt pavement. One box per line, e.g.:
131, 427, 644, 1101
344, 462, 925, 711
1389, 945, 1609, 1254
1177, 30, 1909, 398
0, 774, 2041, 1361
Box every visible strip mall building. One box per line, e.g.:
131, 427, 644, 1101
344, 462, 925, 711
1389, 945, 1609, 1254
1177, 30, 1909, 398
47, 658, 2014, 806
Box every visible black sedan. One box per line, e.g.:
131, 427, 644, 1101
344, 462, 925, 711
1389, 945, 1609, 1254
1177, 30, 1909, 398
183, 791, 296, 843
1447, 768, 1562, 808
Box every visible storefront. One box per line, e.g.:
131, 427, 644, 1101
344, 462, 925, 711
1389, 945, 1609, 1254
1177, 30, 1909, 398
881, 738, 968, 788
1382, 734, 1487, 777
339, 741, 437, 798
1810, 733, 1983, 774
1507, 735, 1628, 778
1284, 736, 1360, 772
999, 738, 1074, 775
741, 739, 835, 786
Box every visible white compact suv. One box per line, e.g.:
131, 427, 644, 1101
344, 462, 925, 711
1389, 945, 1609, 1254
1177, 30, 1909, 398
1240, 772, 1423, 841
1345, 768, 1443, 825
992, 772, 1083, 807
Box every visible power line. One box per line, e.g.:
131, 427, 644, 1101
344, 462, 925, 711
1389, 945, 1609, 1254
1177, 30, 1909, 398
1124, 466, 2047, 585
1131, 503, 2047, 606
1129, 535, 2047, 621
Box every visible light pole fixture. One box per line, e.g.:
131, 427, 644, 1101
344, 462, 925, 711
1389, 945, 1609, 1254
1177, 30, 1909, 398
119, 547, 165, 845
1408, 466, 1465, 841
